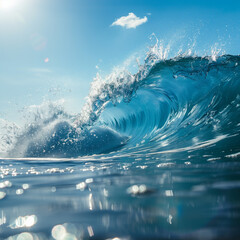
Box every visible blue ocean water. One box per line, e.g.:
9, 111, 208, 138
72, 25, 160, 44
0, 45, 240, 239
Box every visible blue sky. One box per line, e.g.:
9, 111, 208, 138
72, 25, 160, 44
1, 0, 240, 124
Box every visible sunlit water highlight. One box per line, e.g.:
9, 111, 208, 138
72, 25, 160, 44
0, 42, 240, 239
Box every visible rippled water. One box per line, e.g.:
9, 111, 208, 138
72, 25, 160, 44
1, 156, 240, 239
0, 46, 240, 239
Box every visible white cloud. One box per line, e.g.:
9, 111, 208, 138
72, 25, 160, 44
111, 12, 148, 29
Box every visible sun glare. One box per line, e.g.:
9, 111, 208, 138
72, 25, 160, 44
0, 0, 19, 10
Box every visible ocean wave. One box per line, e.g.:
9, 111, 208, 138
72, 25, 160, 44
2, 44, 240, 159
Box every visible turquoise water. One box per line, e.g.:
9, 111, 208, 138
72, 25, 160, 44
0, 52, 240, 239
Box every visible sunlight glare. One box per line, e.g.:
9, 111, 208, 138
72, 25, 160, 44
0, 0, 19, 10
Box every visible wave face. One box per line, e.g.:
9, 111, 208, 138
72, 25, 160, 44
97, 55, 240, 158
5, 53, 240, 159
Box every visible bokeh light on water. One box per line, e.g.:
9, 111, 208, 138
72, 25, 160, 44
0, 154, 239, 239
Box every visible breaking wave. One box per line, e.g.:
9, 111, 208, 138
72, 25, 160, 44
1, 44, 240, 159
